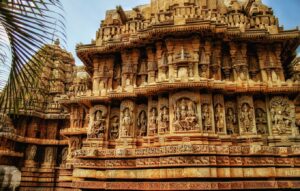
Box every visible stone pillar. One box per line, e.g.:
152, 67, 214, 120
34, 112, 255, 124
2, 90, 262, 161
146, 47, 157, 84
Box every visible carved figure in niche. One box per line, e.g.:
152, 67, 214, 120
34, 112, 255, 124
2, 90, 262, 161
109, 116, 119, 140
270, 97, 293, 135
226, 108, 237, 134
69, 137, 80, 159
26, 145, 37, 161
159, 106, 169, 134
255, 108, 268, 135
202, 104, 212, 132
173, 98, 199, 131
121, 108, 133, 137
88, 110, 106, 138
137, 111, 147, 137
44, 147, 53, 164
240, 103, 254, 133
113, 64, 121, 86
149, 108, 158, 136
61, 147, 68, 165
215, 104, 225, 133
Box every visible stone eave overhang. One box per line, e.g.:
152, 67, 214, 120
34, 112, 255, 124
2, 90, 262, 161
0, 132, 68, 145
77, 23, 300, 73
6, 110, 70, 120
57, 81, 300, 105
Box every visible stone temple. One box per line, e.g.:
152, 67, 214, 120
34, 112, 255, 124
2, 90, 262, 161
0, 0, 300, 190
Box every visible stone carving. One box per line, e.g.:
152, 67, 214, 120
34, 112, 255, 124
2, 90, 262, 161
44, 147, 54, 164
255, 108, 268, 135
69, 137, 81, 159
213, 95, 226, 134
214, 104, 225, 133
0, 115, 16, 134
87, 105, 107, 139
148, 108, 158, 136
225, 102, 238, 135
270, 97, 294, 135
26, 145, 37, 161
159, 106, 169, 134
173, 98, 199, 132
201, 103, 213, 132
240, 103, 254, 132
120, 100, 135, 138
254, 100, 268, 135
137, 110, 147, 137
61, 147, 68, 165
238, 96, 256, 134
121, 108, 133, 137
109, 116, 119, 140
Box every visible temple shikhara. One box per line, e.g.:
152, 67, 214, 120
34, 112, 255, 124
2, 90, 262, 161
1, 0, 300, 190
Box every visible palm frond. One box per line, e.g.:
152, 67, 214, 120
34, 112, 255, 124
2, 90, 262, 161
0, 0, 65, 113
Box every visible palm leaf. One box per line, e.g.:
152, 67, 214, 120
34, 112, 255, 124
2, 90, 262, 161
0, 0, 65, 113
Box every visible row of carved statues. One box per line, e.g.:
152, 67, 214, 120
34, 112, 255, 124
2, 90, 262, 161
69, 94, 297, 140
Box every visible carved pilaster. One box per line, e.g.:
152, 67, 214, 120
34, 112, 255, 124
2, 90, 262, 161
146, 46, 157, 84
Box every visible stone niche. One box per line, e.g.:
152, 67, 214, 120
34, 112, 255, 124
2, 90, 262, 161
268, 96, 296, 136
170, 91, 201, 133
237, 95, 257, 135
87, 105, 109, 140
120, 100, 136, 138
109, 107, 120, 141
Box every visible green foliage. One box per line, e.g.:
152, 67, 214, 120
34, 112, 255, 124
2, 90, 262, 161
0, 0, 65, 113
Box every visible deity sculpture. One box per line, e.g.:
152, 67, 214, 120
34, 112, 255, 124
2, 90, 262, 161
149, 108, 158, 136
137, 111, 147, 137
61, 148, 68, 165
226, 107, 237, 135
202, 104, 212, 132
44, 147, 53, 164
26, 145, 37, 161
240, 103, 253, 133
88, 110, 106, 138
109, 117, 119, 140
121, 108, 133, 137
159, 106, 169, 134
173, 98, 199, 132
255, 108, 268, 135
270, 97, 293, 135
214, 104, 225, 133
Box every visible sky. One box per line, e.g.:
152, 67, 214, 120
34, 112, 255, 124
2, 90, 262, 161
60, 0, 300, 65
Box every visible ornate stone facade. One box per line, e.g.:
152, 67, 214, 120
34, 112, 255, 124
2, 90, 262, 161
0, 0, 300, 190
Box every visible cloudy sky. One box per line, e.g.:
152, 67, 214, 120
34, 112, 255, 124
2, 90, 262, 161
60, 0, 300, 65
